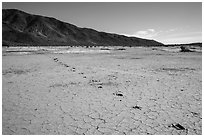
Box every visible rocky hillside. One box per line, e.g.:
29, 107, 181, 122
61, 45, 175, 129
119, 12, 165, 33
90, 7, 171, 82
3, 9, 164, 46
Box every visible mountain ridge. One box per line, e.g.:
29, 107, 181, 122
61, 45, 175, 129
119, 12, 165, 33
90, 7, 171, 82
2, 9, 164, 47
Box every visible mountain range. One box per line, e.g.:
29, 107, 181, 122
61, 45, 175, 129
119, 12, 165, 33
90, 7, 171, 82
2, 9, 164, 47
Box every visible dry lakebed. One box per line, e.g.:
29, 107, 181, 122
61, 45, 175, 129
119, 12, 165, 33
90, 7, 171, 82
2, 46, 202, 135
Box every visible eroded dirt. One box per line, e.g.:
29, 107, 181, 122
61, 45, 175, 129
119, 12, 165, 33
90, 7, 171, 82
2, 47, 202, 135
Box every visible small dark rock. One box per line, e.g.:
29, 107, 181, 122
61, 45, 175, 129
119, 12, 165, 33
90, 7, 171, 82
53, 58, 58, 62
171, 123, 186, 130
91, 79, 98, 82
98, 86, 103, 88
191, 112, 199, 117
116, 93, 123, 96
132, 105, 142, 110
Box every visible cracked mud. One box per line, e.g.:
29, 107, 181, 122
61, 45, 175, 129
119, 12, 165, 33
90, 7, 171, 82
2, 47, 202, 135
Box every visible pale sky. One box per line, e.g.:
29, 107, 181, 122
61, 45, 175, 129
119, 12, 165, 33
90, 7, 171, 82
2, 2, 202, 44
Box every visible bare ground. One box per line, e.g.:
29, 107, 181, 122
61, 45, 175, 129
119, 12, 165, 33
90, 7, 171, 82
2, 47, 202, 135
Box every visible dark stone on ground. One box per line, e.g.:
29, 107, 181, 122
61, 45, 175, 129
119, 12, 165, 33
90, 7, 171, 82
132, 105, 142, 110
171, 123, 186, 130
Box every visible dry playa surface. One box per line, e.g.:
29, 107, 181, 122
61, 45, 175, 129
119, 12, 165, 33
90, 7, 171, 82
2, 46, 202, 135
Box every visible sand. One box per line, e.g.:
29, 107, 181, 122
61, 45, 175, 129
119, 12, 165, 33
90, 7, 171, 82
2, 46, 202, 135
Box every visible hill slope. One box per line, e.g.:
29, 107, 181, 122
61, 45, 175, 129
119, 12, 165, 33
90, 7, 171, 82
2, 9, 164, 46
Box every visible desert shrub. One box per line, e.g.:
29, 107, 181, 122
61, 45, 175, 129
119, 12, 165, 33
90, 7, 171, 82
116, 48, 126, 50
180, 46, 192, 52
100, 48, 111, 50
